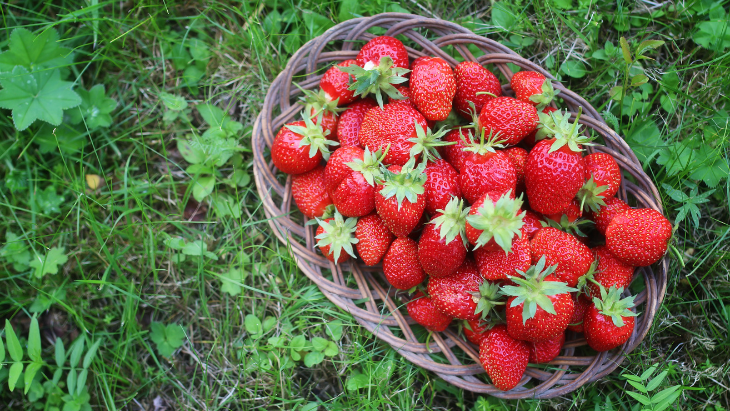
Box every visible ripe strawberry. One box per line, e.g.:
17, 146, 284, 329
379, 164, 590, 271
442, 127, 474, 172
291, 166, 332, 219
418, 197, 469, 277
324, 146, 381, 217
530, 227, 593, 287
407, 291, 453, 332
501, 256, 577, 343
356, 36, 410, 70
410, 57, 456, 121
465, 191, 525, 252
479, 324, 529, 391
428, 259, 506, 321
297, 86, 345, 139
271, 115, 336, 175
583, 153, 621, 198
424, 159, 461, 215
337, 98, 377, 148
383, 237, 426, 289
525, 110, 591, 215
605, 208, 672, 267
504, 146, 528, 194
474, 233, 531, 281
510, 71, 558, 108
358, 102, 429, 166
315, 212, 358, 263
584, 246, 634, 299
584, 286, 637, 352
521, 106, 558, 149
375, 160, 427, 237
356, 213, 394, 266
464, 318, 493, 345
528, 332, 564, 363
589, 196, 630, 235
542, 199, 594, 246
567, 292, 591, 333
478, 97, 539, 146
458, 134, 517, 204
454, 61, 502, 119
522, 210, 544, 240
320, 59, 359, 106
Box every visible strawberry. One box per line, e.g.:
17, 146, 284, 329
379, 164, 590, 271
479, 324, 529, 391
418, 197, 469, 277
589, 196, 630, 235
530, 227, 593, 287
510, 71, 558, 108
521, 210, 544, 240
356, 213, 394, 266
383, 237, 426, 289
501, 256, 577, 343
358, 102, 429, 166
442, 127, 474, 172
504, 146, 528, 194
337, 98, 377, 148
428, 259, 505, 321
454, 61, 502, 119
296, 85, 345, 140
320, 59, 359, 106
424, 159, 462, 215
525, 109, 591, 215
542, 199, 594, 245
605, 208, 672, 267
464, 318, 493, 345
324, 146, 381, 217
583, 246, 634, 299
521, 106, 558, 149
528, 332, 564, 363
458, 133, 517, 204
583, 153, 621, 198
584, 286, 637, 352
407, 291, 453, 332
315, 212, 358, 263
291, 166, 332, 219
339, 37, 410, 108
478, 97, 538, 146
375, 160, 427, 237
410, 57, 456, 121
567, 292, 591, 333
474, 233, 531, 281
271, 115, 336, 175
465, 190, 525, 252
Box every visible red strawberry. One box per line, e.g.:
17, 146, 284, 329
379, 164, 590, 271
501, 256, 577, 343
465, 191, 525, 252
324, 146, 380, 217
337, 99, 377, 148
424, 159, 462, 215
297, 86, 345, 140
504, 146, 528, 194
418, 198, 469, 277
464, 319, 493, 345
521, 106, 558, 149
410, 57, 456, 121
410, 56, 430, 69
542, 199, 593, 245
479, 324, 529, 391
530, 227, 593, 287
589, 196, 631, 235
356, 213, 394, 266
442, 127, 474, 172
428, 259, 505, 321
271, 116, 336, 175
320, 59, 359, 106
478, 97, 539, 146
291, 166, 332, 219
383, 237, 426, 289
356, 36, 410, 70
315, 212, 358, 263
525, 110, 590, 215
454, 61, 502, 119
407, 291, 453, 332
567, 292, 591, 333
375, 160, 427, 237
605, 208, 672, 267
584, 246, 634, 299
583, 153, 621, 198
458, 135, 517, 204
510, 71, 558, 107
528, 332, 564, 363
522, 210, 544, 240
474, 233, 531, 281
584, 286, 637, 352
358, 102, 429, 166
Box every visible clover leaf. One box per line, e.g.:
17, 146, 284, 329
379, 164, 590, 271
149, 322, 186, 357
220, 267, 247, 296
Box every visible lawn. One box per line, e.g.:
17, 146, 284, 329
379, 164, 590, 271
0, 0, 728, 410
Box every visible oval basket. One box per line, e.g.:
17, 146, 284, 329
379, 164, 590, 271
252, 13, 669, 399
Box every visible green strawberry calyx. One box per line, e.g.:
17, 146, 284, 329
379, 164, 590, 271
346, 146, 388, 186
470, 280, 506, 320
463, 101, 507, 154
377, 158, 427, 210
338, 56, 410, 109
315, 211, 359, 262
285, 112, 338, 160
431, 196, 470, 245
575, 259, 599, 294
501, 256, 578, 324
576, 175, 609, 213
593, 285, 638, 328
295, 83, 346, 117
408, 121, 455, 163
537, 108, 595, 153
530, 79, 560, 111
541, 214, 594, 239
466, 190, 525, 253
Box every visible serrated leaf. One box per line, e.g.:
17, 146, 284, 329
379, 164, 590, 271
160, 92, 187, 111
620, 37, 632, 64
5, 320, 23, 362
8, 362, 23, 391
27, 316, 41, 362
0, 67, 81, 131
303, 350, 325, 367
625, 120, 664, 163
28, 246, 68, 278
657, 141, 695, 176
67, 84, 117, 129
245, 314, 263, 335
0, 28, 73, 72
35, 185, 65, 215
219, 267, 247, 296
688, 145, 729, 187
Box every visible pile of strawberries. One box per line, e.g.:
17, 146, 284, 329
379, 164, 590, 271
270, 36, 672, 391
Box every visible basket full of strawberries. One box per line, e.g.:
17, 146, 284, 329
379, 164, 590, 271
252, 13, 670, 398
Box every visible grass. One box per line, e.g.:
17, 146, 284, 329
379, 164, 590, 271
0, 0, 729, 409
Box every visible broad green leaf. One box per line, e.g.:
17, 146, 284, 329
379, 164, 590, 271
625, 120, 664, 164
231, 169, 251, 187
164, 237, 187, 250
627, 379, 648, 393
325, 320, 343, 341
83, 339, 103, 369
657, 141, 695, 176
323, 341, 339, 357
35, 122, 87, 154
165, 324, 186, 347
261, 316, 276, 332
212, 193, 242, 219
245, 314, 263, 335
631, 74, 648, 87
35, 185, 65, 215
160, 92, 188, 111
693, 21, 730, 52
346, 372, 370, 390
492, 2, 517, 30
67, 84, 117, 129
0, 28, 73, 72
55, 338, 66, 367
339, 0, 359, 21
652, 386, 682, 410
53, 368, 63, 385
182, 65, 205, 87
0, 231, 31, 270
0, 67, 81, 131
181, 240, 217, 260
560, 60, 587, 78
188, 38, 212, 61
197, 103, 225, 128
178, 138, 206, 164
636, 40, 665, 57
28, 316, 41, 362
302, 10, 334, 37
5, 320, 23, 362
23, 362, 42, 394
191, 175, 215, 201
688, 145, 730, 188
28, 246, 68, 278
290, 335, 306, 350
311, 337, 329, 352
69, 337, 85, 368
301, 402, 319, 411
640, 364, 658, 380
219, 267, 247, 296
0, 334, 4, 366
303, 351, 325, 367
8, 362, 23, 391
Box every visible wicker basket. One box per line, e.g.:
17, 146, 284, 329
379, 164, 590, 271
252, 13, 669, 399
